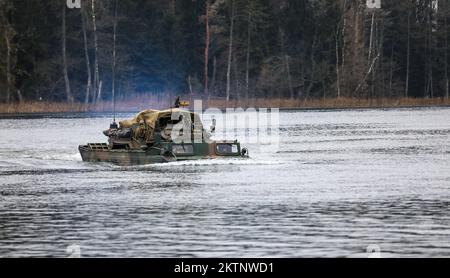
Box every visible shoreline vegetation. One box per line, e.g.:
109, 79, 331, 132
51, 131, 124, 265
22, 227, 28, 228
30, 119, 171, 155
3, 2, 450, 114
1, 97, 450, 114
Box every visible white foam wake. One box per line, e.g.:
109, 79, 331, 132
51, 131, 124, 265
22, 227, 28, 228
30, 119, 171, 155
156, 158, 283, 167
40, 153, 82, 161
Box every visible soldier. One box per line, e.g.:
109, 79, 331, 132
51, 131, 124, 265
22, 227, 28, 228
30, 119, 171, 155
210, 116, 216, 133
174, 96, 181, 108
135, 120, 146, 139
133, 119, 149, 150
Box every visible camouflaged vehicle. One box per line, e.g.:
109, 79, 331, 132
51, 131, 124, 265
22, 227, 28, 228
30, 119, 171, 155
79, 108, 249, 165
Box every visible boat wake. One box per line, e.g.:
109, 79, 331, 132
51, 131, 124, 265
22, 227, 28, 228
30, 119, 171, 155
0, 168, 100, 176
115, 157, 287, 171
39, 153, 82, 162
0, 151, 287, 175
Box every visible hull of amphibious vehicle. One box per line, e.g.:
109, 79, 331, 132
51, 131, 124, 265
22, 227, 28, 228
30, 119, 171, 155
79, 107, 249, 166
79, 141, 248, 166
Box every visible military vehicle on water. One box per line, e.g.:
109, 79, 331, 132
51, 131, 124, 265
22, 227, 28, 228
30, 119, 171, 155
79, 104, 249, 166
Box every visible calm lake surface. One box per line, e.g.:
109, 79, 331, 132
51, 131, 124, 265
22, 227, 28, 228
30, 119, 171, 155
1, 107, 450, 257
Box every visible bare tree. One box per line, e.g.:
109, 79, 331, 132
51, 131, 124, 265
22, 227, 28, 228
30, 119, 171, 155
245, 0, 267, 100
203, 0, 225, 98
305, 34, 318, 101
444, 0, 449, 100
245, 8, 251, 101
335, 0, 348, 99
340, 0, 367, 97
389, 43, 394, 97
426, 0, 434, 98
3, 27, 13, 103
204, 0, 210, 96
112, 0, 118, 119
233, 52, 240, 101
226, 0, 235, 101
211, 56, 217, 98
0, 0, 14, 103
91, 0, 100, 103
285, 55, 294, 99
81, 3, 92, 105
62, 4, 73, 103
335, 28, 341, 98
406, 9, 411, 98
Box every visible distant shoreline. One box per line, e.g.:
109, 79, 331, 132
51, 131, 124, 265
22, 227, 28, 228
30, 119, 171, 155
0, 97, 450, 114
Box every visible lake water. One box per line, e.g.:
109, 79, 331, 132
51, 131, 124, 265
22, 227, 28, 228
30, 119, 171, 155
1, 107, 450, 258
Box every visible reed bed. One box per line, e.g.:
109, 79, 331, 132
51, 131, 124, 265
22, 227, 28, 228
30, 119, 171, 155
1, 97, 450, 114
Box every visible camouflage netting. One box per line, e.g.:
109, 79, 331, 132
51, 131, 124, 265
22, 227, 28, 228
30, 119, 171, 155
119, 108, 203, 130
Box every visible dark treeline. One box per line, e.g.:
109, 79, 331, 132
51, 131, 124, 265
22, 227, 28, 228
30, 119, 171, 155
0, 0, 449, 104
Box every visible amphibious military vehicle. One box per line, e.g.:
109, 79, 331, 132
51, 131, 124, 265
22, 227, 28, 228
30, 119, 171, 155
79, 106, 249, 166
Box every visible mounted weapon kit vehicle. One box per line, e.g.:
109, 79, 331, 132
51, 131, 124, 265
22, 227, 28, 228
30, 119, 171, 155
79, 101, 249, 166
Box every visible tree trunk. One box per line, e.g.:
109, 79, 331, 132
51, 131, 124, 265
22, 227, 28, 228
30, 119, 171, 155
285, 55, 294, 99
245, 10, 251, 101
211, 56, 217, 99
112, 0, 118, 120
233, 53, 239, 101
405, 10, 411, 98
335, 29, 341, 98
62, 4, 73, 103
4, 29, 12, 103
340, 0, 347, 83
322, 79, 326, 100
368, 11, 375, 65
428, 1, 434, 99
446, 0, 449, 100
97, 80, 103, 102
341, 0, 347, 72
368, 11, 376, 99
389, 43, 394, 98
368, 11, 380, 99
342, 0, 365, 98
81, 5, 92, 106
305, 34, 317, 101
226, 0, 235, 101
354, 1, 365, 97
353, 53, 380, 96
379, 16, 386, 98
17, 90, 23, 103
91, 0, 100, 103
298, 54, 306, 99
204, 0, 210, 96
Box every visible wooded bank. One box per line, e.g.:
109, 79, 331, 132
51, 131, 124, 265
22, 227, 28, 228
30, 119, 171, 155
1, 1, 450, 107
1, 97, 449, 114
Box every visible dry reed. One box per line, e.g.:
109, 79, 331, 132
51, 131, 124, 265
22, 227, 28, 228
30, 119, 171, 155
1, 97, 449, 114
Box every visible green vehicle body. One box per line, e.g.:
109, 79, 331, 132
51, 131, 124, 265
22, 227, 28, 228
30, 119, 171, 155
79, 108, 249, 166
